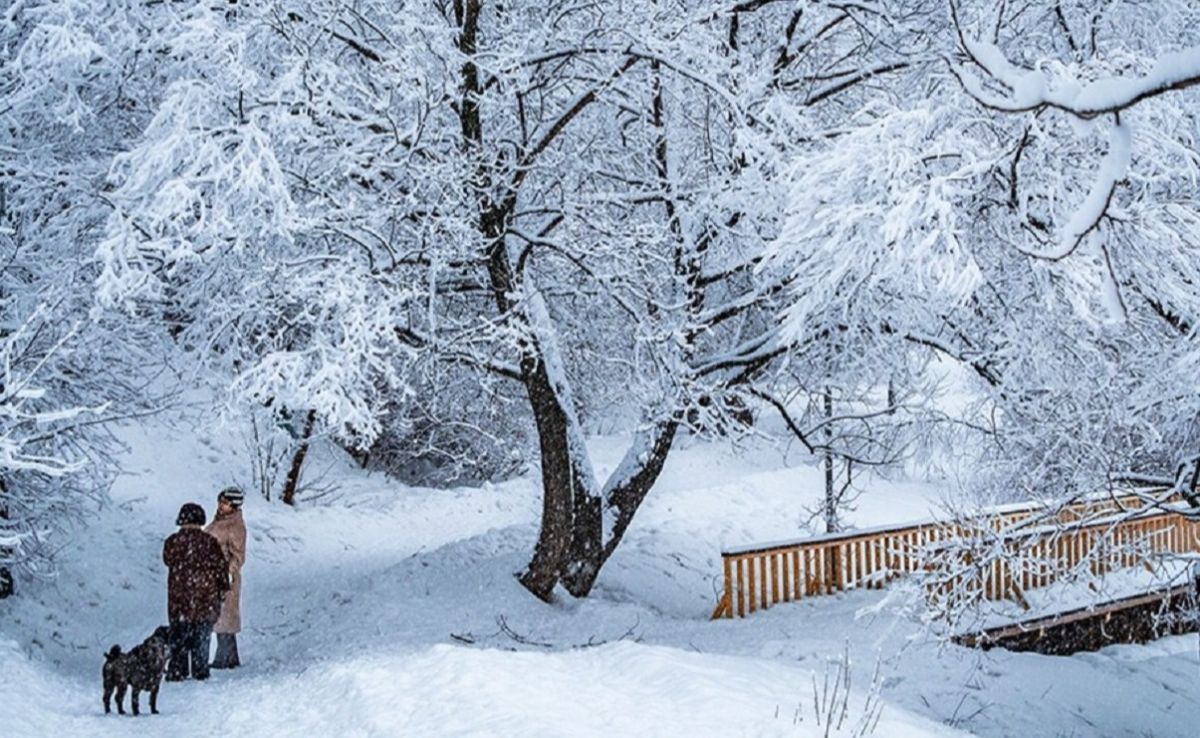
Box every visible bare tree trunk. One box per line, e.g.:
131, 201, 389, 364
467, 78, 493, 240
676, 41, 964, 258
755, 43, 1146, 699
562, 482, 602, 596
281, 409, 317, 506
516, 359, 589, 601
454, 0, 680, 601
456, 0, 592, 601
561, 419, 678, 596
1188, 451, 1200, 507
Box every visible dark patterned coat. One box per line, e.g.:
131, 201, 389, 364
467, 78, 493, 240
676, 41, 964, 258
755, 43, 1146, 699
162, 527, 229, 624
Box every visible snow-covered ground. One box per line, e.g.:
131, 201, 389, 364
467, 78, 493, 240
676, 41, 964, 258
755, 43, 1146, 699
2, 418, 1198, 737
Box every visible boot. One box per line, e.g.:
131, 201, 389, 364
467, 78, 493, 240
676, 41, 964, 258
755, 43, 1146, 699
211, 633, 240, 669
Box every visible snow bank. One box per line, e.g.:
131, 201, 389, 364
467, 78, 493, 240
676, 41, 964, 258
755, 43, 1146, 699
0, 638, 960, 737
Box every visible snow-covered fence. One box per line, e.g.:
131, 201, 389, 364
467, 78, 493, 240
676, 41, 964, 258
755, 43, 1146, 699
711, 491, 1189, 619
712, 522, 941, 619
925, 507, 1200, 613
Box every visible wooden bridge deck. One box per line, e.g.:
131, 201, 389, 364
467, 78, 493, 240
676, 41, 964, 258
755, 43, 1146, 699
953, 577, 1200, 655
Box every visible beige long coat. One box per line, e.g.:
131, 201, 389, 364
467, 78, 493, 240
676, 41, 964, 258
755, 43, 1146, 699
205, 509, 246, 634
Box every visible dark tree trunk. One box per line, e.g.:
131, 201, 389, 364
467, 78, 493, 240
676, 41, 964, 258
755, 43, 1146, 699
560, 420, 679, 596
823, 389, 837, 534
0, 478, 11, 599
454, 1, 681, 601
456, 0, 578, 601
562, 482, 602, 596
516, 359, 587, 601
281, 409, 317, 506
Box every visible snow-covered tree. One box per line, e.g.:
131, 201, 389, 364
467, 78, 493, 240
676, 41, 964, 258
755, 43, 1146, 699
6, 0, 1200, 606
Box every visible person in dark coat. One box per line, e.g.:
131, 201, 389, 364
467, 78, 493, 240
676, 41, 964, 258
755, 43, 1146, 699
163, 502, 229, 681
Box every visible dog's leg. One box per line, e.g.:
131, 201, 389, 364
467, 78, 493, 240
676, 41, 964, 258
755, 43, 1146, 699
131, 689, 140, 716
150, 685, 159, 715
103, 684, 113, 714
115, 684, 127, 715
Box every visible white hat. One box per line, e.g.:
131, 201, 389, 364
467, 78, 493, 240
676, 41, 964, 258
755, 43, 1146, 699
219, 487, 245, 508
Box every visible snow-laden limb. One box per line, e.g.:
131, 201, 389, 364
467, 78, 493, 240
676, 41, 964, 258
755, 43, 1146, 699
0, 306, 118, 577
1010, 115, 1132, 262
953, 4, 1200, 118
1055, 118, 1130, 258
224, 262, 424, 447
764, 106, 984, 344
947, 4, 1200, 324
95, 79, 300, 306
4, 1, 112, 129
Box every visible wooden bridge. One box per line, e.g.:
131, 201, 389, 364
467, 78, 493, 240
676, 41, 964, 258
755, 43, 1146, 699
710, 490, 1200, 620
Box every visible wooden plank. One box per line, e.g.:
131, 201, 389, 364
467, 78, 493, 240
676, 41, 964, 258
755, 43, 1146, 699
792, 549, 801, 599
736, 556, 746, 617
804, 547, 816, 596
722, 557, 733, 619
710, 592, 731, 620
759, 555, 769, 610
773, 552, 783, 603
746, 555, 756, 614
849, 540, 859, 588
1023, 543, 1033, 590
820, 546, 831, 595
778, 552, 787, 603
843, 542, 851, 589
839, 542, 849, 590
873, 537, 883, 588
767, 553, 777, 606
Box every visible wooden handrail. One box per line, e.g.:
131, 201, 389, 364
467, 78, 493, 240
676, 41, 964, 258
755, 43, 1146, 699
925, 508, 1200, 612
711, 488, 1189, 620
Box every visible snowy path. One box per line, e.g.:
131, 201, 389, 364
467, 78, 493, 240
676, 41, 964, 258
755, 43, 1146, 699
3, 424, 1199, 736
1, 637, 957, 737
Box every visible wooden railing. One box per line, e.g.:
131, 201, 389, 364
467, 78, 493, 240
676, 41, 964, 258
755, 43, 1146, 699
926, 508, 1200, 610
711, 490, 1187, 620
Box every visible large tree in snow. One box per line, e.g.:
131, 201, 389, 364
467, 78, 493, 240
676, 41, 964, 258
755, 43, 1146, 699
7, 0, 1200, 603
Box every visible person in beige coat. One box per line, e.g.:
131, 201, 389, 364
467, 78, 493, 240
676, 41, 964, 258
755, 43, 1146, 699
205, 487, 246, 669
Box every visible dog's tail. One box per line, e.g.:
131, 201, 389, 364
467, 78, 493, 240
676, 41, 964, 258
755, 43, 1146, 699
105, 645, 121, 662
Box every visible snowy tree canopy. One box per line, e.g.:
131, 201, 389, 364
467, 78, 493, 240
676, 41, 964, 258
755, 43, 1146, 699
2, 0, 1199, 594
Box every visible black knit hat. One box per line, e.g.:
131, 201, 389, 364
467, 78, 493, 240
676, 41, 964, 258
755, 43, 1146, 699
218, 487, 245, 508
176, 502, 206, 527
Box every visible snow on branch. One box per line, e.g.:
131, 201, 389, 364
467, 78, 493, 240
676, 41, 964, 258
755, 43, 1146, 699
945, 2, 1200, 317
1005, 114, 1131, 263
950, 3, 1200, 119
764, 106, 984, 343
0, 312, 105, 478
